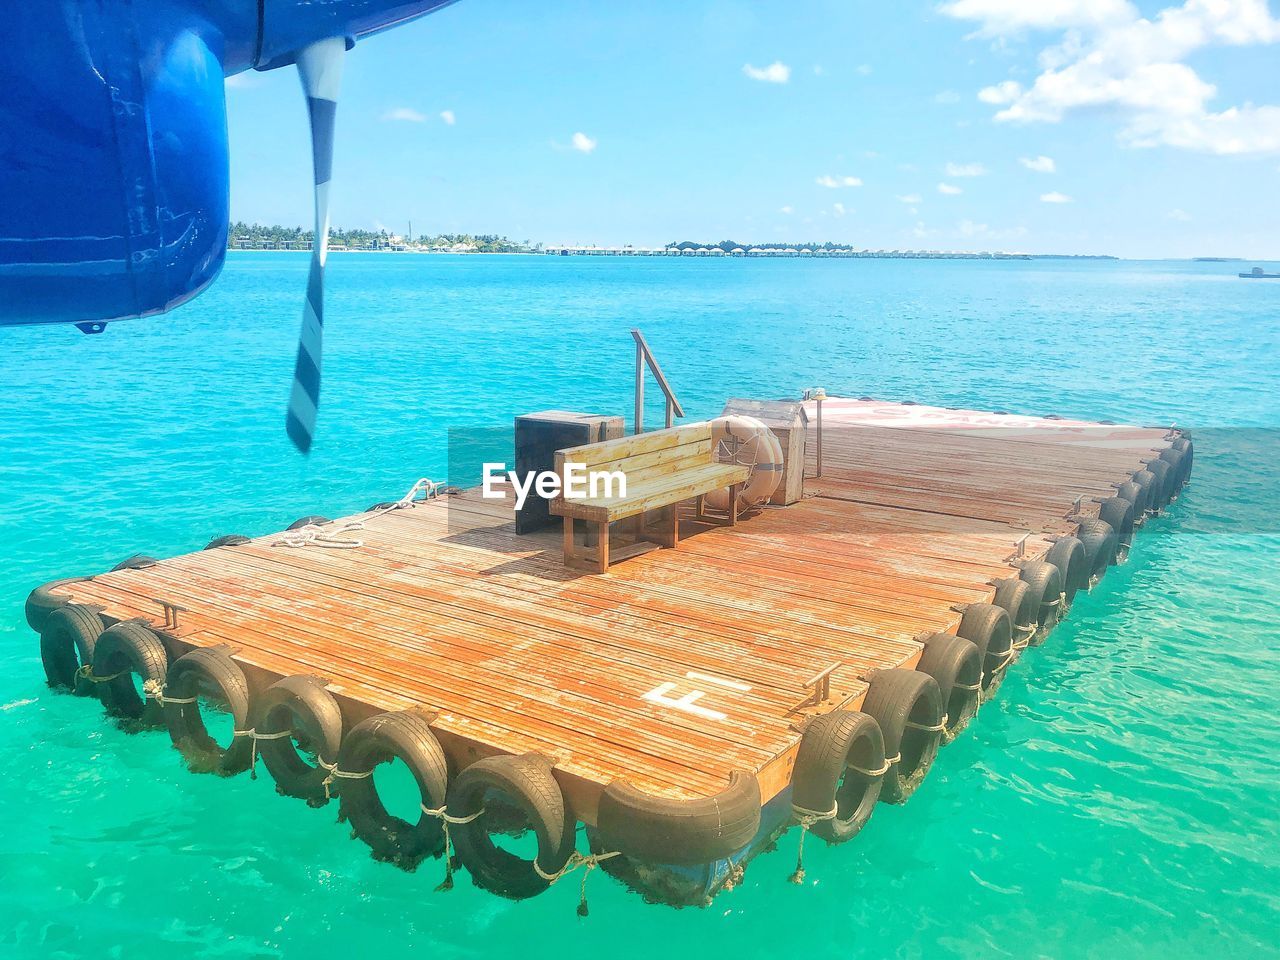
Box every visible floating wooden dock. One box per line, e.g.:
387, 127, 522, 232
30, 395, 1189, 906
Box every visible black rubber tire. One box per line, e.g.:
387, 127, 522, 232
366, 501, 400, 512
288, 515, 331, 530
1099, 497, 1135, 547
93, 621, 169, 727
1159, 447, 1189, 492
338, 710, 450, 868
254, 675, 344, 805
1115, 480, 1148, 520
1171, 436, 1193, 483
25, 577, 91, 633
992, 577, 1036, 646
447, 752, 576, 899
957, 602, 1013, 687
1145, 459, 1174, 509
40, 604, 105, 694
1130, 469, 1158, 517
204, 535, 250, 550
860, 668, 943, 804
1075, 518, 1118, 580
1019, 560, 1065, 631
596, 771, 761, 865
916, 634, 982, 738
1045, 536, 1088, 604
111, 554, 158, 571
790, 710, 885, 844
163, 647, 253, 775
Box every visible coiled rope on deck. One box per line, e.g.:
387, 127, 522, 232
532, 849, 623, 916
273, 478, 442, 550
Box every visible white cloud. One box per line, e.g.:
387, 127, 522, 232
856, 63, 873, 75
978, 80, 1022, 104
571, 132, 597, 153
743, 61, 791, 83
833, 202, 849, 216
440, 110, 456, 125
945, 161, 988, 176
938, 182, 964, 194
382, 107, 426, 123
1019, 154, 1057, 172
939, 0, 1137, 36
779, 205, 794, 214
949, 0, 1280, 155
1167, 207, 1192, 220
1041, 191, 1073, 202
815, 174, 863, 188
897, 193, 923, 204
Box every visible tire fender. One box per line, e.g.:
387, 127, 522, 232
40, 604, 105, 694
916, 633, 982, 738
288, 515, 331, 530
1130, 469, 1158, 517
992, 577, 1036, 646
1075, 518, 1118, 581
1144, 459, 1175, 509
1018, 560, 1064, 636
337, 710, 449, 868
163, 647, 254, 775
111, 554, 158, 571
447, 752, 576, 899
957, 602, 1013, 685
790, 710, 885, 844
254, 675, 344, 805
25, 577, 91, 633
860, 668, 943, 804
596, 770, 761, 866
93, 621, 169, 727
1098, 497, 1135, 547
1045, 536, 1088, 604
205, 535, 251, 549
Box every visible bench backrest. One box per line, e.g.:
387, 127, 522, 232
554, 422, 713, 491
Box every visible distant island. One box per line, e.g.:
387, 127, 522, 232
228, 222, 537, 253
227, 223, 1117, 260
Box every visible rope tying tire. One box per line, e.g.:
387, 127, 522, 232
852, 753, 898, 776
531, 849, 623, 917
419, 803, 486, 892
316, 758, 373, 800
74, 663, 124, 684
788, 803, 839, 885
274, 478, 442, 550
904, 715, 948, 733
142, 678, 196, 706
231, 728, 295, 780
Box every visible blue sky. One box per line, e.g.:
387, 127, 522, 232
225, 0, 1280, 258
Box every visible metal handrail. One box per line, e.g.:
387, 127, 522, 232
631, 329, 685, 434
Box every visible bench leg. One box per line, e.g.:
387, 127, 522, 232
563, 517, 577, 566
596, 521, 610, 573
669, 505, 680, 547
695, 494, 706, 522
728, 484, 741, 526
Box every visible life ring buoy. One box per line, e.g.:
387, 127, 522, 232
447, 752, 576, 899
704, 415, 784, 512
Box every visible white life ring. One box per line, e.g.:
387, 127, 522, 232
704, 415, 784, 512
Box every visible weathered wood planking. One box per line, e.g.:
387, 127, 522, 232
53, 398, 1171, 824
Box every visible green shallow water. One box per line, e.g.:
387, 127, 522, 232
1, 253, 1277, 958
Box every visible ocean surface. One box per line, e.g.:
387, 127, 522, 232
1, 253, 1277, 959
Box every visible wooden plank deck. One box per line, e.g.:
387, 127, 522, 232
52, 397, 1173, 824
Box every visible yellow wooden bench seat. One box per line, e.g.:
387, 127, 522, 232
550, 422, 751, 572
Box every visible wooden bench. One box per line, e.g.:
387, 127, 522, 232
550, 422, 751, 572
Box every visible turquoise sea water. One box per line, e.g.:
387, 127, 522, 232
1, 253, 1277, 958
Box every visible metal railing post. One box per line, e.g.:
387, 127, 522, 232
635, 339, 644, 435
